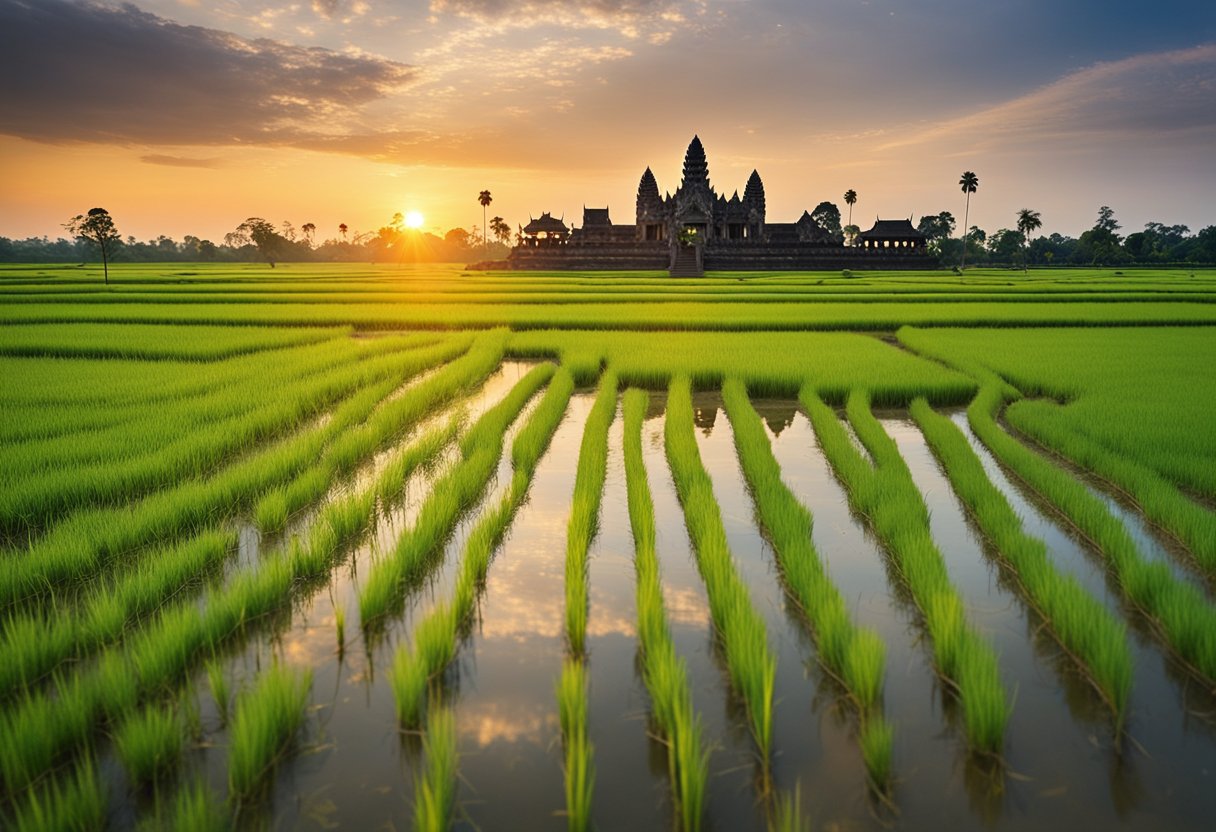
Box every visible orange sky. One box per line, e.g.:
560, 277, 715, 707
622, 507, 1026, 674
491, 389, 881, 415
1, 1, 1213, 243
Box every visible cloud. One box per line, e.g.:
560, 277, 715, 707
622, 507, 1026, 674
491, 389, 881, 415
876, 43, 1216, 154
0, 0, 416, 147
140, 154, 222, 168
429, 0, 695, 37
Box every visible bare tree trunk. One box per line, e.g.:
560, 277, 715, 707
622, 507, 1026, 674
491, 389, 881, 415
960, 194, 971, 271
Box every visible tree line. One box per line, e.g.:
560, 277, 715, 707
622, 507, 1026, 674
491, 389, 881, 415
910, 205, 1214, 268
0, 214, 512, 266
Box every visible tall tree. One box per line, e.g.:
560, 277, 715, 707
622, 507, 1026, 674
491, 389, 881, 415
958, 171, 979, 270
478, 190, 493, 257
65, 207, 120, 285
1015, 208, 1042, 272
843, 189, 857, 244
338, 223, 348, 242
301, 222, 316, 249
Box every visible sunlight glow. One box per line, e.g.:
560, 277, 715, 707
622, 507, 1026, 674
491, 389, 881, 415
404, 210, 424, 229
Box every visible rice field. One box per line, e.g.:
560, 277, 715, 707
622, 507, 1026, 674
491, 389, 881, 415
1, 263, 1213, 831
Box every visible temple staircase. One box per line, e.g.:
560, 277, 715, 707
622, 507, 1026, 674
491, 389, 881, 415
669, 245, 703, 277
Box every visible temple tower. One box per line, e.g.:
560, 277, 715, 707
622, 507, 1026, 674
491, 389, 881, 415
636, 167, 666, 241
672, 135, 715, 240
681, 135, 710, 190
743, 169, 766, 239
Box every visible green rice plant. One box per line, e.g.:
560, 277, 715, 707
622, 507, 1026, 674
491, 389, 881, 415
114, 700, 183, 786
896, 325, 1216, 500
335, 603, 347, 655
1, 334, 484, 609
961, 384, 1216, 683
557, 659, 594, 832
0, 529, 233, 700
166, 779, 228, 832
859, 716, 894, 786
768, 785, 810, 832
665, 377, 776, 764
390, 370, 575, 727
801, 386, 1010, 754
3, 336, 465, 541
721, 377, 893, 787
255, 487, 290, 533
206, 657, 229, 723
227, 663, 313, 800
359, 362, 555, 626
565, 370, 618, 655
413, 703, 459, 832
11, 757, 106, 832
910, 398, 1132, 718
623, 388, 708, 829
0, 372, 480, 794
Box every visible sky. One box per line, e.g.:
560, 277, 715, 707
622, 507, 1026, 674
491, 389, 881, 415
0, 0, 1213, 243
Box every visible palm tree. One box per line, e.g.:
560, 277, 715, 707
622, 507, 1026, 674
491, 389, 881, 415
843, 189, 857, 244
338, 222, 348, 242
958, 171, 979, 270
1016, 208, 1042, 272
478, 190, 493, 257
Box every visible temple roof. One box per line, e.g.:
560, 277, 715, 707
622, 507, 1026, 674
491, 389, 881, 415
858, 219, 923, 239
523, 212, 568, 234
582, 207, 611, 226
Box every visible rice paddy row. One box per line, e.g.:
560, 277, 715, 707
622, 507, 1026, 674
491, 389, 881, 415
665, 378, 777, 770
801, 389, 1010, 753
721, 380, 893, 785
622, 389, 709, 829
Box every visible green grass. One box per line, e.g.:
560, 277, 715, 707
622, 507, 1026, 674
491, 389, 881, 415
665, 377, 776, 766
622, 388, 708, 829
910, 398, 1132, 718
565, 370, 618, 655
801, 387, 1010, 753
227, 663, 312, 800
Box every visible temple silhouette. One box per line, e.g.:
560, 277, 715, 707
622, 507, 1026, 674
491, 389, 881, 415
508, 136, 929, 274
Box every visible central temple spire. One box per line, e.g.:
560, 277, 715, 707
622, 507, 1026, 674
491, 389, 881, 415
681, 135, 709, 189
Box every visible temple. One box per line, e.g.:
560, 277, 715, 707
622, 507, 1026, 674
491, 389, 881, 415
506, 136, 930, 274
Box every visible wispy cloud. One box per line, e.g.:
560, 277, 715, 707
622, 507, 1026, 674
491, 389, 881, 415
429, 0, 700, 38
876, 44, 1216, 154
0, 0, 416, 147
140, 154, 223, 168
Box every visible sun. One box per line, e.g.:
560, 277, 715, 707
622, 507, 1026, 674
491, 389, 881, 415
404, 210, 424, 229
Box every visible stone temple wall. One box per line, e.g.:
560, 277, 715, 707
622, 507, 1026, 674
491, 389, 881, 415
506, 241, 933, 271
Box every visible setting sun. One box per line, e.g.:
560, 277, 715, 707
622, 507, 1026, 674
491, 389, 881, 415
405, 210, 424, 229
